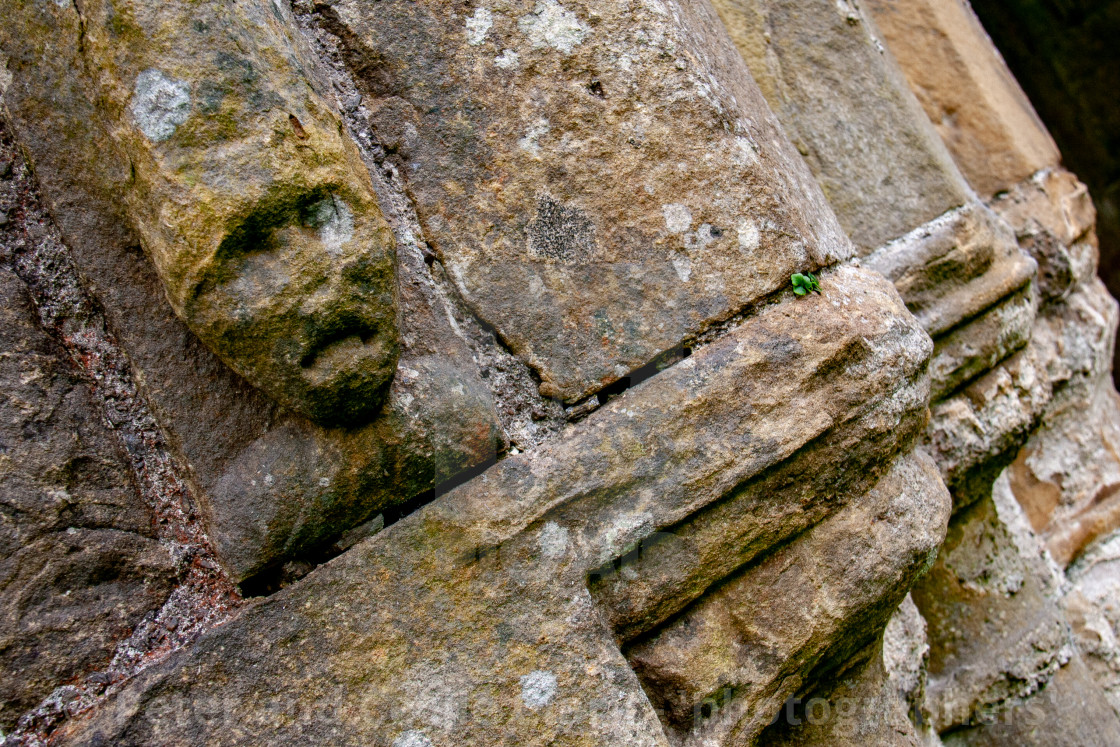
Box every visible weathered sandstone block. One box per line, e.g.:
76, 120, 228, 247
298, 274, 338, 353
990, 168, 1099, 303
859, 199, 1037, 405
863, 3, 1120, 722
926, 285, 1035, 403
4, 0, 1119, 742
923, 277, 1117, 504
911, 492, 1070, 731
883, 594, 944, 746
710, 0, 970, 253
55, 266, 933, 745
863, 0, 1061, 198
711, 0, 1037, 402
0, 0, 506, 581
759, 637, 925, 746
627, 449, 949, 745
862, 203, 1034, 344
0, 266, 177, 729
316, 0, 853, 403
905, 453, 1120, 744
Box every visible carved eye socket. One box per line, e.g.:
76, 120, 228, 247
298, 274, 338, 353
215, 189, 344, 259
186, 188, 352, 303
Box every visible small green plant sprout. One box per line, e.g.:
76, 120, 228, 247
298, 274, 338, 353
790, 272, 821, 296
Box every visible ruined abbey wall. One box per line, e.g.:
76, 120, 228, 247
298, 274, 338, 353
2, 0, 1120, 744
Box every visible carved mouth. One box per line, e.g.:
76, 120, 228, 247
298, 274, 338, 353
300, 324, 383, 382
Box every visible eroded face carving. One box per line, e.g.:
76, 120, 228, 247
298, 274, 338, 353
184, 186, 398, 426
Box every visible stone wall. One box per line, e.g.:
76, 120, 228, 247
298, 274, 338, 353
967, 0, 1120, 390
0, 0, 1117, 744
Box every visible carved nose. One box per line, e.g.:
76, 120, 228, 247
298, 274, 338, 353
297, 282, 339, 319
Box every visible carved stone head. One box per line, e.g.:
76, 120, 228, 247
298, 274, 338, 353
80, 0, 402, 427
179, 184, 399, 426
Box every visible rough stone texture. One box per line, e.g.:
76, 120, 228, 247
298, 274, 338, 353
863, 0, 1061, 199
1005, 374, 1120, 567
0, 111, 243, 744
0, 265, 178, 729
590, 283, 933, 640
884, 594, 944, 746
858, 12, 1120, 728
3, 0, 1120, 743
903, 468, 1120, 744
1066, 529, 1120, 713
711, 0, 1035, 402
1, 0, 507, 582
862, 203, 1035, 342
859, 19, 1120, 730
51, 266, 932, 745
989, 471, 1066, 602
965, 0, 1120, 388
922, 277, 1117, 504
885, 595, 929, 710
990, 168, 1099, 303
861, 202, 1037, 401
939, 656, 1120, 747
927, 284, 1035, 403
710, 0, 970, 253
70, 0, 400, 427
626, 449, 949, 745
316, 0, 853, 403
876, 26, 1120, 728
867, 0, 1120, 405
758, 638, 924, 746
909, 492, 1078, 732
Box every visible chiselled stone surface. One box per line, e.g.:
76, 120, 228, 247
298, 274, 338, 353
927, 284, 1034, 402
759, 638, 924, 746
590, 275, 933, 640
69, 0, 399, 426
907, 230, 1120, 741
5, 0, 1120, 742
0, 266, 178, 729
861, 202, 1037, 401
922, 277, 1117, 502
1, 0, 506, 582
53, 266, 931, 745
205, 224, 507, 581
710, 0, 970, 253
862, 203, 1035, 341
863, 0, 1061, 198
1004, 375, 1120, 567
708, 0, 1035, 402
626, 449, 949, 746
990, 168, 1099, 303
317, 0, 852, 403
860, 4, 1120, 725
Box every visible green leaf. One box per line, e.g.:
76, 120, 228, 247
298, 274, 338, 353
792, 271, 822, 296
